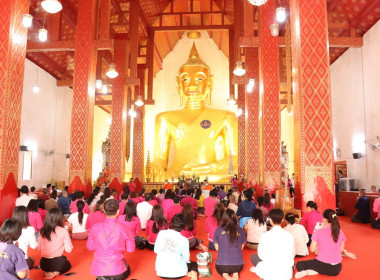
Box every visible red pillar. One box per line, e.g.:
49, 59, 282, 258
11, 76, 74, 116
245, 47, 260, 187
0, 0, 29, 223
109, 39, 128, 192
290, 0, 335, 212
259, 0, 281, 190
69, 0, 97, 195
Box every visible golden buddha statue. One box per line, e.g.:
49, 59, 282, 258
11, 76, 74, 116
151, 43, 238, 182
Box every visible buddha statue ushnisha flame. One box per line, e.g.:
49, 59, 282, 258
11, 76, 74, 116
151, 42, 238, 182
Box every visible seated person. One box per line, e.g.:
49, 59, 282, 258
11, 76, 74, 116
372, 189, 380, 229
146, 205, 168, 250
39, 208, 73, 279
283, 213, 309, 257
155, 214, 198, 280
86, 199, 135, 279
0, 218, 30, 280
351, 189, 370, 224
250, 209, 295, 280
214, 209, 246, 280
245, 209, 267, 250
67, 200, 89, 240
295, 209, 346, 278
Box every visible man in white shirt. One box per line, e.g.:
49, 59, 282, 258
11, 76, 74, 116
250, 208, 295, 280
136, 193, 153, 229
15, 185, 33, 207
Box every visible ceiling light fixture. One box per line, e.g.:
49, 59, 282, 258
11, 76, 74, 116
135, 96, 144, 106
38, 28, 48, 41
106, 63, 118, 79
236, 108, 243, 117
227, 97, 237, 106
129, 109, 137, 118
95, 79, 102, 89
101, 85, 108, 94
247, 78, 255, 93
41, 0, 63, 14
33, 67, 40, 93
270, 23, 279, 37
233, 61, 246, 76
22, 14, 33, 28
276, 7, 286, 23
247, 0, 268, 6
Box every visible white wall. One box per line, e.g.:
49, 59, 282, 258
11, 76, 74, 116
18, 60, 73, 189
331, 20, 380, 190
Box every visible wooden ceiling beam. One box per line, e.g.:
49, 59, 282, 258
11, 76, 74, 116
95, 100, 112, 106
350, 0, 380, 28
152, 24, 233, 32
57, 79, 73, 87
329, 36, 363, 48
328, 22, 350, 30
27, 41, 75, 52
111, 0, 125, 23
27, 39, 113, 52
240, 36, 362, 48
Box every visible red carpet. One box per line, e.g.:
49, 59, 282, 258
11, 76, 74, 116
29, 216, 378, 280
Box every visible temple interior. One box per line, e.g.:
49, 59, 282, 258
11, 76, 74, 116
0, 0, 380, 279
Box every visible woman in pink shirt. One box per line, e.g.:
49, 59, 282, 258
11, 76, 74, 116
181, 204, 208, 251
245, 208, 267, 250
146, 205, 168, 250
37, 199, 48, 222
205, 203, 225, 250
86, 200, 106, 230
262, 193, 274, 212
161, 190, 175, 218
203, 190, 218, 217
300, 201, 323, 246
38, 208, 73, 279
118, 201, 142, 237
130, 191, 139, 205
87, 199, 135, 279
295, 209, 346, 278
27, 199, 43, 237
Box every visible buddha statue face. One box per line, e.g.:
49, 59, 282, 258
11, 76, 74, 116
176, 43, 213, 107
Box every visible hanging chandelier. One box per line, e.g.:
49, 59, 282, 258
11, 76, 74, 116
247, 0, 268, 6
233, 61, 246, 76
135, 96, 144, 106
22, 14, 33, 28
41, 0, 63, 14
106, 63, 119, 79
38, 28, 48, 42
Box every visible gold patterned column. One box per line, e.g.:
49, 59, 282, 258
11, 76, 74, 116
290, 0, 335, 212
109, 39, 128, 191
259, 0, 281, 190
0, 0, 29, 223
69, 0, 97, 195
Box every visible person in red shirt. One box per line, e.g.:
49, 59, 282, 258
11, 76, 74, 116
167, 196, 183, 222
180, 189, 198, 213
203, 190, 218, 217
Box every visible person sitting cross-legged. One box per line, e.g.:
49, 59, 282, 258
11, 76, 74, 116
250, 208, 295, 280
87, 199, 135, 280
154, 214, 199, 280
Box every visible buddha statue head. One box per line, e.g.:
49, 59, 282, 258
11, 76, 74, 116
176, 42, 214, 108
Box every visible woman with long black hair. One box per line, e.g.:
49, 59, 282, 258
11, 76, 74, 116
146, 205, 168, 250
295, 209, 346, 278
12, 206, 38, 269
67, 200, 88, 240
213, 209, 246, 280
38, 208, 73, 279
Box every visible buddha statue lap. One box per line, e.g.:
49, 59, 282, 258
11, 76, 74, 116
151, 43, 238, 182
